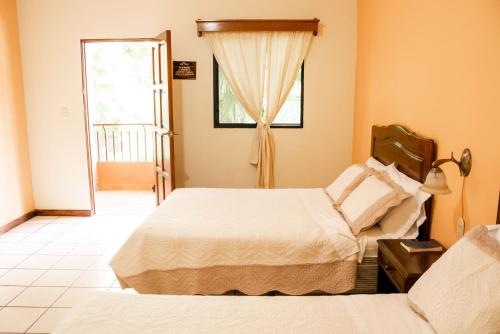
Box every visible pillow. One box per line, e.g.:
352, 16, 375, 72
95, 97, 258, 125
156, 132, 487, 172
408, 226, 500, 334
486, 225, 500, 241
325, 164, 372, 205
365, 157, 388, 171
378, 165, 432, 237
338, 171, 410, 235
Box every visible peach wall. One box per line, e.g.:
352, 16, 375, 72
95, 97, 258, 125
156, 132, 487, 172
353, 0, 500, 247
96, 162, 154, 190
0, 0, 34, 226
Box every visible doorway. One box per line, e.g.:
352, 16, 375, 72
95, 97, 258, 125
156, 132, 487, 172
81, 36, 176, 215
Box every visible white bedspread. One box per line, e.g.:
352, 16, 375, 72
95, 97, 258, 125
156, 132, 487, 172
53, 292, 434, 334
110, 188, 359, 278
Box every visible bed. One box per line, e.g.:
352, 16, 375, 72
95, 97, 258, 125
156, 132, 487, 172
53, 292, 434, 334
110, 124, 435, 295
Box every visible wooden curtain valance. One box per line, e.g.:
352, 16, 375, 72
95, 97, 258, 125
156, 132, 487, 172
196, 19, 319, 37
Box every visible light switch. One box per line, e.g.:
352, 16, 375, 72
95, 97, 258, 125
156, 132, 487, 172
61, 107, 70, 119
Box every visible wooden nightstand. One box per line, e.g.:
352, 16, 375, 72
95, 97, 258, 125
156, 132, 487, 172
377, 239, 446, 293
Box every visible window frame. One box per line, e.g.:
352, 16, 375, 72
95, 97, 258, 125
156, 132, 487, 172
213, 57, 304, 129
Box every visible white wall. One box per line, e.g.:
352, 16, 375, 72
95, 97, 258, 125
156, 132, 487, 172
16, 0, 357, 210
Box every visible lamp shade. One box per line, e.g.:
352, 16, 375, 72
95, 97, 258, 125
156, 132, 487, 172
420, 167, 452, 195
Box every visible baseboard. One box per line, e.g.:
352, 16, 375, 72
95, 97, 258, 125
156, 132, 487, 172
0, 210, 36, 234
35, 209, 92, 217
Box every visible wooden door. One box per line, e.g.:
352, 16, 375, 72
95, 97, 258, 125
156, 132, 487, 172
152, 31, 175, 205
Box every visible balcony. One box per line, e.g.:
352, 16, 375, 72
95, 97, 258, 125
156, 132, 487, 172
93, 123, 154, 191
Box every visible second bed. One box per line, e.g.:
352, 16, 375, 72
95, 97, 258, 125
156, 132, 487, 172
110, 124, 435, 295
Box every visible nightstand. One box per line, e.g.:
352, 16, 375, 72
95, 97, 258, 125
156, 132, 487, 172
377, 239, 446, 293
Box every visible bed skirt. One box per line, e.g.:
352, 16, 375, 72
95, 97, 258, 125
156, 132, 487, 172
116, 260, 357, 296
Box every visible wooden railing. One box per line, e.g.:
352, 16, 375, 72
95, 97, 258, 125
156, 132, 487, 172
93, 123, 153, 162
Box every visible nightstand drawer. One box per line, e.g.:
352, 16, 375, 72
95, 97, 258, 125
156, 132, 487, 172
378, 251, 405, 291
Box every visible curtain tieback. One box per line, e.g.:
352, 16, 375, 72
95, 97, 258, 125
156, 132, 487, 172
250, 122, 269, 165
257, 123, 270, 131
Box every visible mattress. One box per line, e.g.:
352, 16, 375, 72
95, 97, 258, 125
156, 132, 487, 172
53, 292, 434, 334
110, 188, 360, 295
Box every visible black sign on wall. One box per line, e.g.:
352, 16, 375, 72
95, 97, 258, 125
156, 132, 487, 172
173, 61, 196, 80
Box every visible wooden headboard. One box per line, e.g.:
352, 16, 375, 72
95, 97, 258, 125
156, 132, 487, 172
371, 125, 435, 240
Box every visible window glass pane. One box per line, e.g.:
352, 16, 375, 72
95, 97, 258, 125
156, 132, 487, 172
272, 67, 302, 124
217, 63, 302, 126
218, 68, 254, 124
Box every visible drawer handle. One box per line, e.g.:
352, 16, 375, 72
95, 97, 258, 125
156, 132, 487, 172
384, 264, 395, 272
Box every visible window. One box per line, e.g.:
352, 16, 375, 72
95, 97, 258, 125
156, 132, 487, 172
213, 57, 304, 128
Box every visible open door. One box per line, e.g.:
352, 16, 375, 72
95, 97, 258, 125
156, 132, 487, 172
152, 31, 176, 205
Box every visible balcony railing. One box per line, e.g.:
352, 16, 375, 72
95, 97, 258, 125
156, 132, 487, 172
93, 123, 153, 162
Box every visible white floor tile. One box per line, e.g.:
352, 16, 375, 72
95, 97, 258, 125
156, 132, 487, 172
27, 307, 70, 333
0, 254, 29, 268
108, 287, 137, 294
17, 255, 63, 269
0, 307, 46, 333
53, 217, 83, 224
54, 233, 87, 243
72, 270, 116, 288
66, 225, 96, 234
84, 233, 116, 243
10, 223, 45, 233
0, 242, 46, 255
36, 242, 75, 255
53, 287, 106, 307
0, 286, 25, 305
0, 268, 8, 277
69, 243, 109, 256
23, 233, 57, 243
32, 270, 83, 287
0, 269, 45, 286
9, 286, 66, 307
88, 255, 113, 271
53, 255, 98, 270
36, 223, 72, 234
0, 232, 30, 242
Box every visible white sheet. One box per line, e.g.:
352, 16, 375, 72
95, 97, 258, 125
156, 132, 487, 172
357, 214, 423, 261
111, 188, 359, 278
53, 292, 434, 334
359, 225, 386, 258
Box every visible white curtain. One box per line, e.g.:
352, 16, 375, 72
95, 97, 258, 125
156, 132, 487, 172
207, 31, 313, 188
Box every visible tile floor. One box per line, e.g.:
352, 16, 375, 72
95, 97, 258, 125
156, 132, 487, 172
94, 190, 156, 215
0, 191, 155, 333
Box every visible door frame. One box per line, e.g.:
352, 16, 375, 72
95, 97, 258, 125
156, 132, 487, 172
80, 38, 158, 215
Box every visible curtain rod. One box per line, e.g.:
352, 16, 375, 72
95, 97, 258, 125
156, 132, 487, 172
196, 19, 320, 37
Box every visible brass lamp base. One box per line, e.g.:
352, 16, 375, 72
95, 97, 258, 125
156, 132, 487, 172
430, 148, 472, 177
459, 148, 472, 176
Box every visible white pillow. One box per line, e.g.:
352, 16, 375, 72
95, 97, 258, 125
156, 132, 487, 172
378, 165, 431, 237
486, 225, 500, 241
400, 206, 427, 239
338, 171, 410, 235
365, 157, 390, 171
325, 164, 372, 205
408, 226, 500, 334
